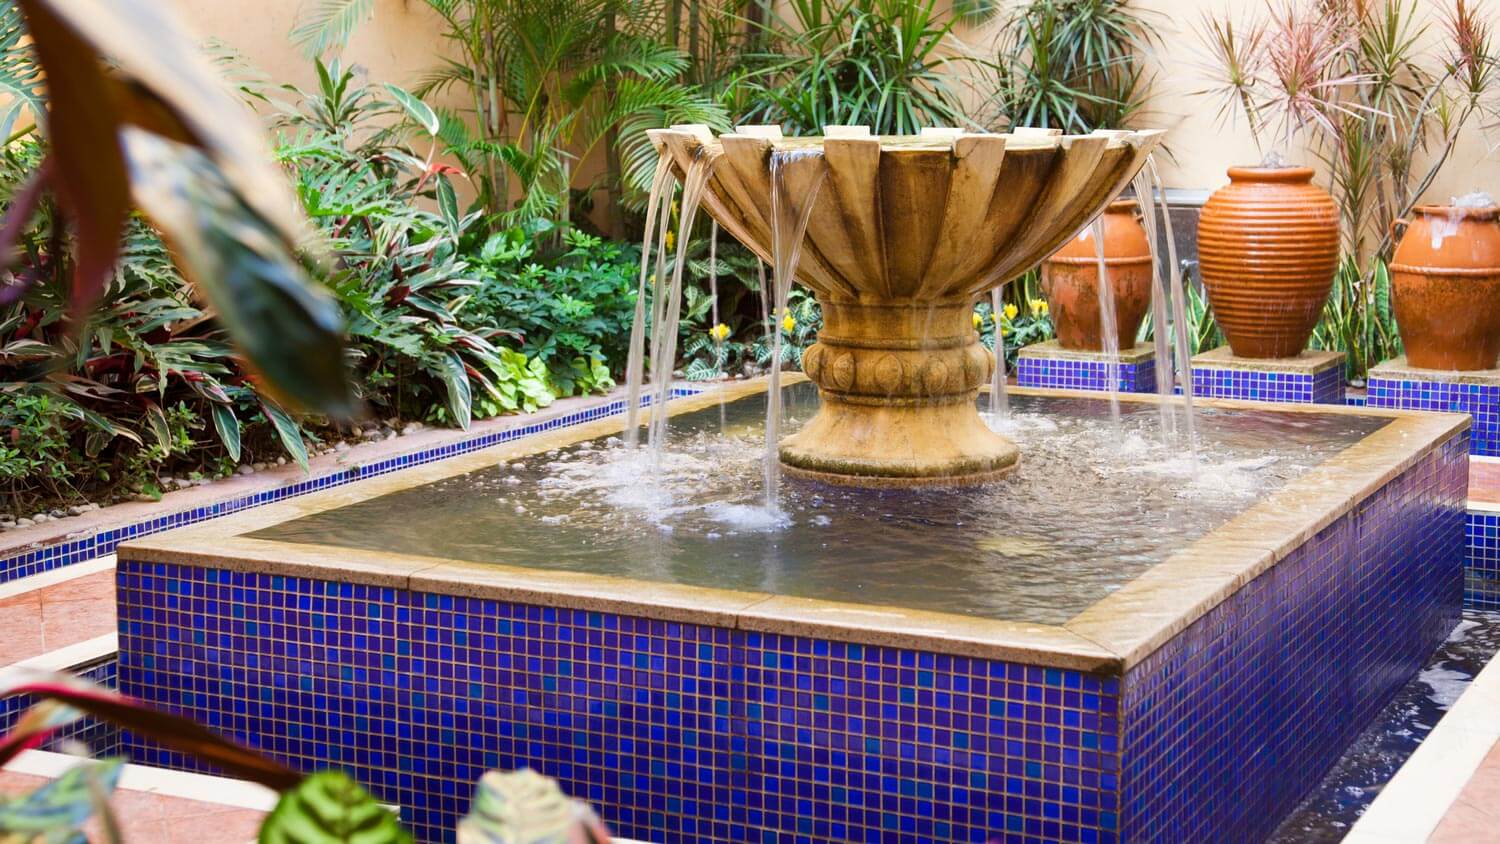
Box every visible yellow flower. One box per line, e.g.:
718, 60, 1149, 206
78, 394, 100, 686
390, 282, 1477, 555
1029, 298, 1049, 317
664, 229, 676, 251
709, 323, 731, 342
1004, 303, 1019, 321
782, 312, 796, 333
973, 311, 983, 329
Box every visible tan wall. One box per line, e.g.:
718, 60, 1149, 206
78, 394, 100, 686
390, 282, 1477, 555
171, 0, 1500, 202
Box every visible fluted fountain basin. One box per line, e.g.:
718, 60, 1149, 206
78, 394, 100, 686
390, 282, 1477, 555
649, 124, 1163, 486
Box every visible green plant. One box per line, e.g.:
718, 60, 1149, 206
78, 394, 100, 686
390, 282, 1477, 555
294, 0, 728, 229
1310, 256, 1401, 383
742, 0, 978, 134
465, 222, 637, 396
751, 288, 822, 368
456, 769, 610, 844
0, 757, 122, 843
277, 60, 560, 428
260, 771, 413, 844
988, 0, 1157, 132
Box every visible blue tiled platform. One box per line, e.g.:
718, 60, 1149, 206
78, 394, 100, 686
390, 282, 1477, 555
1016, 341, 1157, 393
1368, 358, 1500, 457
1190, 346, 1345, 404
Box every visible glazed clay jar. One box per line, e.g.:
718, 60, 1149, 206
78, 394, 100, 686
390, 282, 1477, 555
1197, 166, 1340, 359
1040, 199, 1153, 351
1390, 204, 1500, 371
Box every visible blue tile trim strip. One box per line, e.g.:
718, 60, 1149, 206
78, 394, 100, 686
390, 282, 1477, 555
0, 390, 702, 586
1369, 376, 1500, 456
1190, 364, 1345, 404
1016, 356, 1156, 393
114, 434, 1465, 842
1466, 507, 1500, 609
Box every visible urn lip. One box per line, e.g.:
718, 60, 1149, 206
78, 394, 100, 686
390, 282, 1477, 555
1411, 203, 1500, 221
647, 124, 1166, 156
1225, 165, 1316, 183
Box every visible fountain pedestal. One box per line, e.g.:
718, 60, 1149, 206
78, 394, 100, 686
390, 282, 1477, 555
1017, 340, 1158, 392
1369, 356, 1500, 456
782, 298, 1017, 486
1190, 346, 1346, 404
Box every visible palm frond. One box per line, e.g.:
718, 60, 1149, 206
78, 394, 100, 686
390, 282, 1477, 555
290, 0, 375, 59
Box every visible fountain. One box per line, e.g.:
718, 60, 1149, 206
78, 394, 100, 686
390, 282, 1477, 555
647, 124, 1163, 486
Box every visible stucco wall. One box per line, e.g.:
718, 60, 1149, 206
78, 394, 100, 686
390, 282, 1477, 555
169, 0, 1499, 201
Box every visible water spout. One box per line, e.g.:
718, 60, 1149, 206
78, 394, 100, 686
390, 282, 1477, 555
990, 288, 1009, 417
1091, 216, 1122, 424
624, 150, 677, 448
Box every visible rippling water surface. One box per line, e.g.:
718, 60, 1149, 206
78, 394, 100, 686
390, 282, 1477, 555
257, 383, 1387, 624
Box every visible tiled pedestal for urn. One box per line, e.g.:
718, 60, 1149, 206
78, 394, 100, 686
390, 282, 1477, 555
1369, 357, 1500, 457
1190, 346, 1346, 404
1016, 340, 1157, 393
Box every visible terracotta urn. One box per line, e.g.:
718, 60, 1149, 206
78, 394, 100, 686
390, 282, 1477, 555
1390, 204, 1500, 370
1040, 199, 1153, 350
1197, 166, 1340, 358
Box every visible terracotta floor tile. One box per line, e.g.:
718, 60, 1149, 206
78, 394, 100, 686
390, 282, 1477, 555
0, 769, 264, 843
1471, 460, 1500, 504
0, 569, 116, 667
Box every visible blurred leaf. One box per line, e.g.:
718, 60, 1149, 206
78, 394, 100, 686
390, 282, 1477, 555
143, 401, 171, 453
291, 0, 375, 60
0, 757, 123, 843
259, 770, 411, 844
210, 402, 241, 462
122, 128, 357, 418
436, 176, 460, 236
0, 677, 301, 791
456, 768, 611, 844
259, 399, 308, 472
16, 0, 128, 316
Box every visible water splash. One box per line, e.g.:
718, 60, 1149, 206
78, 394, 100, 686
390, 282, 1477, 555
990, 287, 1009, 417
1090, 216, 1122, 424
764, 148, 829, 509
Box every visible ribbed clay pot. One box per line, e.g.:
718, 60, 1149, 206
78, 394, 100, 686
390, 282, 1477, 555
1197, 166, 1340, 358
1390, 205, 1500, 370
1041, 199, 1153, 350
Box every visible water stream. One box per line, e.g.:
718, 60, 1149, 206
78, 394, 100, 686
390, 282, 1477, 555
1091, 216, 1123, 424
623, 150, 676, 448
763, 149, 829, 509
1133, 168, 1178, 444
990, 287, 1009, 417
1149, 154, 1199, 455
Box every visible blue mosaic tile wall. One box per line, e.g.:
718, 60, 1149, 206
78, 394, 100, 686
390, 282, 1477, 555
1467, 508, 1500, 610
113, 431, 1467, 844
1120, 433, 1466, 842
1190, 364, 1345, 404
1016, 356, 1156, 393
0, 390, 700, 585
1368, 376, 1500, 456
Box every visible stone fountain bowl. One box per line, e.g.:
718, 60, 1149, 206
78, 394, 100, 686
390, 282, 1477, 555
649, 124, 1164, 487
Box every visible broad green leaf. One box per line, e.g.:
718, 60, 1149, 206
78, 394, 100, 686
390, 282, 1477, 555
144, 402, 172, 453
260, 399, 309, 472
0, 758, 123, 842
438, 352, 472, 430
436, 175, 460, 236
384, 84, 439, 137
259, 771, 411, 844
210, 403, 242, 462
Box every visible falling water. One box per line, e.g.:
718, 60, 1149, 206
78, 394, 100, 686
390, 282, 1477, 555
1147, 155, 1198, 454
645, 154, 717, 459
1132, 169, 1176, 443
1091, 216, 1122, 424
764, 149, 829, 508
708, 221, 721, 334
989, 287, 1009, 417
624, 151, 677, 447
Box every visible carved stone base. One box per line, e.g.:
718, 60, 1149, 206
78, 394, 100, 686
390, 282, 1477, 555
780, 297, 1019, 486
